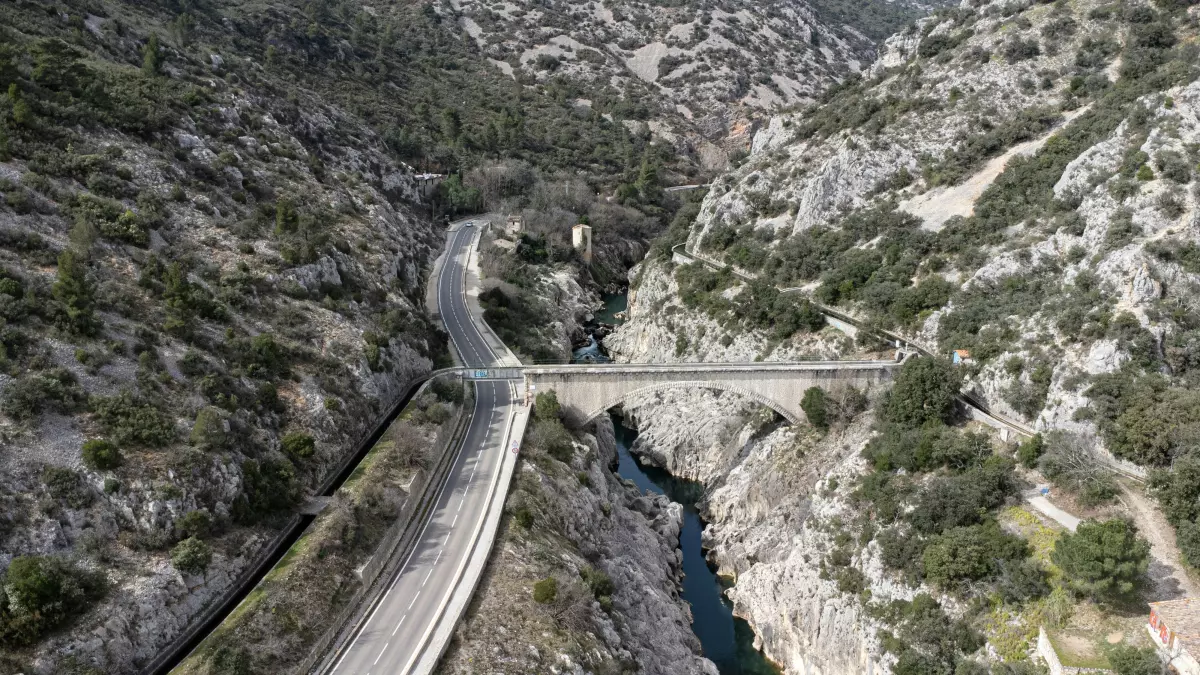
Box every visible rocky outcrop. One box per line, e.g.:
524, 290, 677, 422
620, 387, 910, 674
604, 258, 860, 363
438, 416, 715, 675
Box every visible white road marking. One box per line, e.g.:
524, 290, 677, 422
374, 643, 388, 666
451, 514, 458, 527
434, 548, 443, 565
422, 569, 433, 587
331, 222, 507, 675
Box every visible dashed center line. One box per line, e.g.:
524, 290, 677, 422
422, 569, 433, 587
373, 643, 389, 666
407, 591, 421, 610
392, 615, 406, 636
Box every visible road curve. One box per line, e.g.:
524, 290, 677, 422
328, 222, 513, 675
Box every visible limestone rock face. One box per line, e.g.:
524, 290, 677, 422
437, 416, 717, 675
604, 259, 859, 364
619, 387, 915, 675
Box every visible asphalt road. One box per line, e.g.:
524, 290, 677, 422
330, 222, 513, 675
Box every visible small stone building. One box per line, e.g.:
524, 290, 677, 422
571, 223, 592, 263
505, 215, 523, 237
1149, 598, 1200, 675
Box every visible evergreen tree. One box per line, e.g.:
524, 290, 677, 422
1052, 519, 1149, 602
142, 34, 162, 77
884, 357, 960, 428
52, 250, 100, 336
800, 387, 828, 430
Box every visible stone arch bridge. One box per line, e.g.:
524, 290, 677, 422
517, 361, 901, 427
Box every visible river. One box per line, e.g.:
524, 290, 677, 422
581, 292, 778, 674
612, 415, 780, 675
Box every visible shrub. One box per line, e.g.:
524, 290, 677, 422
1107, 645, 1165, 675
43, 466, 92, 509
530, 418, 573, 463
1017, 433, 1044, 468
1052, 519, 1149, 602
512, 506, 534, 529
884, 357, 959, 428
0, 555, 104, 647
52, 250, 100, 336
581, 567, 614, 600
534, 391, 561, 421
175, 510, 213, 539
81, 439, 121, 471
1, 369, 84, 421
532, 577, 558, 603
233, 459, 299, 524
90, 392, 176, 447
281, 432, 315, 461
800, 387, 828, 430
922, 522, 1027, 588
1003, 38, 1040, 62
907, 460, 1017, 534
171, 537, 212, 575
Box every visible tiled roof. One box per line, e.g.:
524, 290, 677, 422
1151, 598, 1200, 652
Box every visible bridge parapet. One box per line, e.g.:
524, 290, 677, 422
523, 360, 899, 427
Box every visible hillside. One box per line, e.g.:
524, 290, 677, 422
0, 0, 677, 672
594, 0, 1200, 672
666, 0, 1200, 471
447, 0, 951, 168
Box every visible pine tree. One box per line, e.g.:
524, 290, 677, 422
142, 34, 162, 77
52, 250, 100, 336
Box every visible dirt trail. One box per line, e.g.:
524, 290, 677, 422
1120, 482, 1200, 601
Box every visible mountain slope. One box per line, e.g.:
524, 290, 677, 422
446, 0, 952, 167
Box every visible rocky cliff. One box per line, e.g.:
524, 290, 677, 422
620, 386, 910, 674
438, 415, 714, 675
642, 0, 1200, 457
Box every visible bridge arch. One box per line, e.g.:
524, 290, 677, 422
580, 380, 803, 426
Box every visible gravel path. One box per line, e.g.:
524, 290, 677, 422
1120, 482, 1200, 601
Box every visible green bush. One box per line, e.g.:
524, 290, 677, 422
512, 506, 535, 529
189, 408, 229, 451
1, 369, 85, 421
90, 391, 176, 447
534, 391, 561, 421
800, 387, 828, 430
1107, 644, 1165, 675
281, 432, 316, 461
42, 466, 92, 509
0, 555, 104, 647
908, 460, 1017, 535
176, 510, 213, 539
530, 418, 574, 463
171, 537, 212, 575
81, 438, 122, 471
921, 522, 1027, 588
233, 459, 299, 524
581, 567, 614, 601
884, 358, 960, 428
1052, 519, 1149, 602
532, 577, 558, 604
1016, 433, 1044, 468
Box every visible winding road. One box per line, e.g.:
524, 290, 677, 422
327, 223, 516, 675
